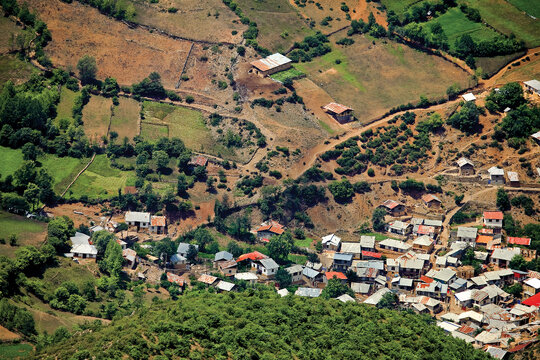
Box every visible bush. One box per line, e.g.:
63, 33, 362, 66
185, 95, 194, 104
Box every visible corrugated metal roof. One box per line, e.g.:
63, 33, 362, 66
251, 53, 291, 72
323, 102, 353, 114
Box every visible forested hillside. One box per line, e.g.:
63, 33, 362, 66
34, 289, 491, 360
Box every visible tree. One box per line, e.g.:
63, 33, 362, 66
192, 227, 214, 252
177, 174, 189, 197
227, 241, 243, 258
509, 255, 527, 271
447, 102, 480, 133
321, 278, 353, 299
99, 240, 123, 277
328, 179, 354, 203
496, 188, 511, 211
504, 283, 522, 298
77, 55, 97, 85
275, 268, 292, 288
47, 216, 75, 253
93, 230, 116, 255
153, 150, 169, 173
267, 233, 293, 264
186, 245, 198, 263
307, 252, 319, 263
21, 142, 39, 161
23, 183, 40, 211
377, 292, 398, 309
372, 208, 387, 232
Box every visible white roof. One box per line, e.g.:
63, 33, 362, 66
524, 79, 540, 91
277, 288, 289, 297
340, 242, 361, 254
125, 211, 151, 223
433, 268, 456, 283
70, 232, 90, 246
379, 239, 411, 251
71, 243, 98, 256
451, 331, 475, 343
363, 288, 391, 305
524, 277, 540, 289
389, 221, 410, 230
440, 313, 460, 323
235, 272, 258, 281
322, 233, 341, 246
285, 264, 304, 274
336, 294, 356, 303
437, 321, 460, 332
488, 166, 504, 176
295, 287, 322, 298
462, 93, 476, 101
459, 310, 484, 323
456, 157, 474, 167
455, 290, 473, 302
457, 226, 478, 239
507, 171, 519, 182
485, 346, 507, 360
412, 303, 427, 312
491, 247, 520, 261
216, 280, 235, 292
259, 258, 279, 270
533, 131, 540, 140
413, 235, 433, 247
351, 282, 371, 294
254, 53, 291, 70
360, 236, 376, 248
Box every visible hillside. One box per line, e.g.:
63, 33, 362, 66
33, 290, 490, 360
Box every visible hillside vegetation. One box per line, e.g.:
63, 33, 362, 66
34, 290, 491, 360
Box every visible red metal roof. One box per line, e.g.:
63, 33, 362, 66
166, 272, 185, 286
422, 194, 441, 203
507, 237, 531, 246
325, 271, 347, 280
476, 235, 492, 244
484, 211, 503, 220
362, 251, 382, 258
236, 251, 268, 262
479, 228, 494, 235
256, 224, 284, 235
151, 216, 166, 227
417, 225, 435, 234
198, 274, 218, 285
522, 292, 540, 307
382, 199, 402, 209
508, 341, 535, 353
420, 275, 433, 283
457, 325, 475, 335
323, 102, 353, 114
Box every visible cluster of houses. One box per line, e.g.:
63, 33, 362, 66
455, 156, 525, 187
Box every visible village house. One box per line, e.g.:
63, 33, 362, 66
422, 194, 442, 209
399, 258, 425, 278
507, 171, 520, 187
170, 254, 187, 269
355, 267, 379, 283
340, 241, 361, 259
116, 239, 127, 250
322, 233, 341, 251
217, 260, 237, 276
302, 267, 324, 287
216, 280, 235, 293
295, 287, 322, 298
413, 236, 434, 253
429, 268, 457, 286
122, 248, 137, 268
214, 251, 233, 262
251, 257, 279, 278
250, 53, 292, 77
386, 258, 400, 273
125, 211, 151, 229
188, 155, 208, 168
198, 274, 218, 286
363, 288, 392, 306
234, 272, 258, 285
488, 167, 505, 185
483, 211, 503, 231
379, 199, 406, 216
333, 253, 353, 272
166, 272, 186, 289
68, 232, 97, 260
457, 157, 475, 176
490, 248, 521, 268
523, 79, 540, 95
255, 221, 285, 242
336, 294, 356, 303
351, 282, 371, 295
523, 278, 540, 298
362, 251, 382, 260
507, 237, 531, 247
379, 238, 412, 253
387, 221, 412, 236
462, 92, 476, 102
456, 226, 478, 246
532, 131, 540, 145
413, 225, 436, 239
325, 271, 347, 284
285, 264, 304, 284
360, 235, 376, 252
322, 102, 354, 123
177, 243, 199, 259
424, 219, 443, 233
149, 215, 166, 234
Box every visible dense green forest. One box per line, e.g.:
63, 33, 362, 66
34, 290, 491, 360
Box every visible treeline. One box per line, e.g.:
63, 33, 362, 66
33, 291, 492, 359
61, 0, 136, 21
288, 32, 331, 63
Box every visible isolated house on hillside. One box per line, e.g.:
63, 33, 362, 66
68, 232, 97, 260
250, 53, 292, 77
422, 194, 442, 209
507, 171, 520, 187
256, 221, 284, 241
523, 79, 540, 95
322, 233, 341, 251
322, 102, 354, 123
462, 93, 476, 102
379, 199, 406, 216
457, 157, 475, 176
150, 216, 166, 234
125, 211, 151, 229
189, 155, 208, 167
488, 167, 505, 185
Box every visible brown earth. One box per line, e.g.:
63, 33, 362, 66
26, 0, 192, 88
0, 325, 21, 341
45, 203, 108, 228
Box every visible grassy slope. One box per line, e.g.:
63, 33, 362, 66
110, 97, 140, 140
0, 343, 33, 359
54, 86, 78, 126
67, 154, 133, 200
0, 211, 46, 258
0, 55, 36, 86
466, 0, 540, 47
380, 0, 424, 17
295, 36, 470, 121
508, 0, 540, 18
82, 96, 112, 141
235, 0, 313, 52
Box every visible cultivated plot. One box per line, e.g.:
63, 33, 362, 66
82, 96, 113, 142
110, 97, 140, 140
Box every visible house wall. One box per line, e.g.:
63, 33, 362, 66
489, 175, 505, 185
333, 112, 353, 124
460, 165, 475, 176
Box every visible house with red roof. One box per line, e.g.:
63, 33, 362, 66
255, 220, 285, 241
166, 272, 185, 289
379, 199, 406, 216
422, 194, 442, 209
150, 215, 167, 234
507, 237, 531, 247
324, 271, 347, 284
522, 292, 540, 307
236, 251, 268, 263
322, 102, 354, 123
361, 251, 382, 260
483, 211, 503, 231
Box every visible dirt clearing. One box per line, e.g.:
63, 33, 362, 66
26, 0, 192, 88
82, 95, 113, 142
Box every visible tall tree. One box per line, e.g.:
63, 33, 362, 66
77, 55, 97, 85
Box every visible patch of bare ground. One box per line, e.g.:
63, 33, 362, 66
0, 325, 21, 341
26, 0, 191, 88
45, 203, 108, 228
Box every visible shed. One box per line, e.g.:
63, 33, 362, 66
456, 157, 475, 175
523, 79, 540, 95
322, 102, 354, 123
250, 53, 292, 77
462, 93, 476, 102
507, 171, 519, 186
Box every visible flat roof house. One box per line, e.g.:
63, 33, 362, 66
483, 211, 503, 230
322, 102, 354, 124
360, 235, 376, 252
379, 199, 406, 216
250, 53, 292, 77
322, 233, 341, 251
488, 167, 505, 185
388, 221, 412, 236
457, 227, 478, 245
125, 211, 151, 229
70, 243, 98, 260
490, 248, 521, 268
462, 93, 476, 102
333, 253, 353, 272
523, 79, 540, 95
340, 242, 361, 259
457, 157, 475, 176
379, 239, 412, 253
507, 171, 520, 187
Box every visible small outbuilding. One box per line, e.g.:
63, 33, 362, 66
507, 171, 520, 187
462, 93, 476, 102
456, 157, 475, 176
322, 102, 354, 123
523, 79, 540, 95
487, 167, 505, 185
250, 53, 292, 77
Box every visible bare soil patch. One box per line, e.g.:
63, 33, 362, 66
45, 203, 107, 228
26, 0, 192, 88
0, 325, 21, 341
82, 95, 113, 142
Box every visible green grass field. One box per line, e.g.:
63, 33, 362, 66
0, 211, 46, 257
111, 97, 140, 140
467, 0, 540, 47
380, 0, 425, 17
288, 254, 307, 265
235, 0, 314, 52
66, 155, 133, 199
270, 67, 305, 82
0, 146, 24, 177
508, 0, 540, 17
294, 237, 314, 248
0, 343, 33, 359
54, 86, 78, 126
295, 35, 470, 121
0, 54, 36, 86
424, 7, 499, 52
